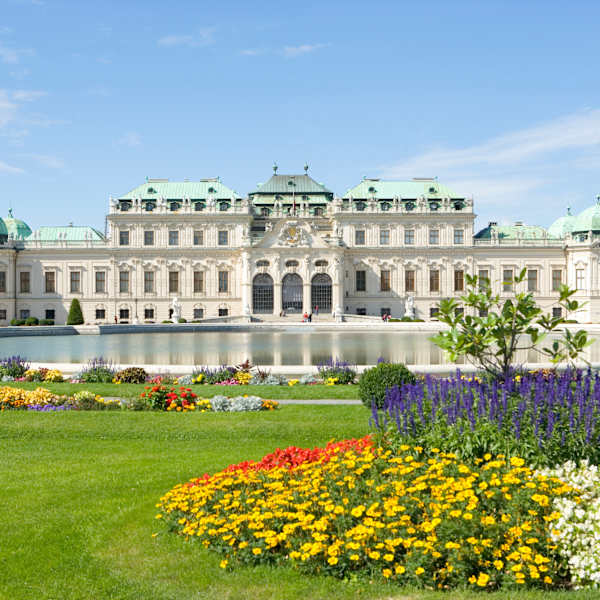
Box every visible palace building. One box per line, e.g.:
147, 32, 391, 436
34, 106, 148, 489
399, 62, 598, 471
1, 166, 600, 324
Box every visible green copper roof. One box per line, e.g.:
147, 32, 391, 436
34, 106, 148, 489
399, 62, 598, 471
474, 222, 551, 240
571, 199, 600, 234
250, 174, 333, 196
3, 209, 31, 240
548, 208, 576, 238
344, 178, 461, 199
0, 218, 7, 237
118, 178, 241, 200
29, 226, 105, 242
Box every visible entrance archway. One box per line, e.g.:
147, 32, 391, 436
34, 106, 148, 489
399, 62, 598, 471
282, 273, 303, 313
252, 273, 274, 314
311, 273, 332, 313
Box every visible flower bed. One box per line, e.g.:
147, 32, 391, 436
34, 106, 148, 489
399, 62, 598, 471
157, 440, 576, 589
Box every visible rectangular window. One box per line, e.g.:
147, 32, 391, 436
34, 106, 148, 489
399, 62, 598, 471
0, 271, 5, 293
193, 308, 204, 320
144, 271, 155, 293
454, 269, 464, 292
380, 270, 391, 291
70, 271, 81, 293
193, 271, 204, 293
430, 307, 439, 318
20, 309, 30, 320
503, 269, 514, 292
527, 269, 538, 292
405, 269, 415, 292
478, 269, 489, 289
95, 271, 106, 293
44, 271, 56, 293
119, 309, 129, 321
356, 270, 366, 292
379, 229, 390, 245
552, 307, 563, 318
218, 271, 229, 293
193, 230, 204, 246
454, 229, 464, 244
356, 308, 367, 315
119, 230, 129, 246
19, 272, 30, 293
0, 309, 6, 320
429, 269, 440, 292
218, 230, 229, 246
119, 271, 129, 293
218, 308, 229, 317
144, 308, 154, 320
168, 230, 179, 246
45, 309, 55, 320
404, 229, 415, 245
95, 309, 106, 320
429, 229, 439, 245
169, 271, 179, 294
355, 230, 366, 245
144, 230, 154, 246
576, 268, 585, 291
552, 269, 562, 291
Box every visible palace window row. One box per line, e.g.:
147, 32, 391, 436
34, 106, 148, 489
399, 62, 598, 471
352, 227, 465, 246
119, 229, 225, 247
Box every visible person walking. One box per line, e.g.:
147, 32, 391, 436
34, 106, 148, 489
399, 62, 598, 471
315, 305, 319, 315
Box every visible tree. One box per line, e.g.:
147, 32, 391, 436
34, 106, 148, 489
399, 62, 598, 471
66, 298, 84, 325
431, 268, 592, 380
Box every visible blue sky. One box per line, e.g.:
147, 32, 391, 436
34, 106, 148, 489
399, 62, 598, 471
2, 0, 600, 231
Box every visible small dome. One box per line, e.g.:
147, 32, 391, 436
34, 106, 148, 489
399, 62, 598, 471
0, 218, 8, 239
548, 207, 576, 238
474, 221, 549, 240
3, 208, 32, 240
572, 197, 600, 234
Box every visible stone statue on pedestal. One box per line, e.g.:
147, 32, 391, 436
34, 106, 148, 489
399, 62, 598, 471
405, 295, 415, 319
170, 296, 182, 322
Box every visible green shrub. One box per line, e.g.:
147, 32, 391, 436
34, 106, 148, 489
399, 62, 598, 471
115, 367, 147, 384
25, 316, 39, 326
66, 298, 84, 325
178, 318, 187, 323
39, 319, 54, 325
317, 358, 356, 385
358, 362, 416, 408
161, 320, 172, 324
10, 319, 25, 326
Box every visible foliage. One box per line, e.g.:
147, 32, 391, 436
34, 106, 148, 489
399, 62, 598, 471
540, 460, 600, 588
431, 269, 592, 380
317, 357, 357, 385
43, 369, 64, 382
79, 357, 116, 383
0, 386, 68, 410
39, 319, 54, 326
158, 441, 574, 589
25, 316, 39, 326
358, 362, 416, 408
10, 318, 25, 326
72, 391, 120, 410
66, 298, 84, 325
209, 394, 265, 412
195, 366, 238, 385
373, 369, 600, 468
0, 355, 30, 379
114, 367, 147, 384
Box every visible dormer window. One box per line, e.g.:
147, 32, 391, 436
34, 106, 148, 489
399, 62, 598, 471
368, 186, 376, 193
260, 207, 271, 217
404, 201, 415, 211
144, 201, 155, 212
119, 201, 132, 212
380, 202, 391, 212
356, 201, 366, 212
429, 186, 437, 193
147, 187, 157, 194
208, 186, 216, 194
169, 201, 180, 212
429, 201, 440, 211
194, 202, 205, 212
219, 202, 230, 212
453, 200, 464, 211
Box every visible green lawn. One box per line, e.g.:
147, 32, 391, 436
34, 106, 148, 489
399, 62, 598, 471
1, 409, 597, 600
2, 381, 360, 399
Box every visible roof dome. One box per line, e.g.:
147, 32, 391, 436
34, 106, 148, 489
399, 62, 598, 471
0, 217, 8, 239
474, 221, 549, 240
3, 209, 32, 240
548, 207, 576, 238
572, 197, 600, 234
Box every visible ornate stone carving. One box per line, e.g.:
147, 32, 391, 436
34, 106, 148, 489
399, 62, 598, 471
277, 221, 309, 247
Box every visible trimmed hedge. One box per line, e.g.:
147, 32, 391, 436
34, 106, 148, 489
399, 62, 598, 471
358, 362, 416, 408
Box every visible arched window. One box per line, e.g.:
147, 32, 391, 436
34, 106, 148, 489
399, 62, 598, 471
119, 201, 132, 212
219, 202, 230, 212
282, 273, 303, 313
356, 201, 366, 212
368, 186, 376, 193
144, 201, 155, 212
261, 207, 270, 217
453, 201, 464, 211
311, 273, 332, 313
313, 206, 324, 216
285, 259, 299, 268
253, 273, 274, 314
429, 201, 440, 211
405, 201, 415, 211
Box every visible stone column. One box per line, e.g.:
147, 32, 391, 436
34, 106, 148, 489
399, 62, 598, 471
303, 282, 311, 314
273, 282, 282, 315
333, 256, 344, 321
240, 251, 251, 319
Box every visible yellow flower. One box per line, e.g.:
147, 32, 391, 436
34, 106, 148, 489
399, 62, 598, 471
476, 573, 490, 587
350, 554, 359, 561
288, 379, 299, 386
493, 560, 503, 571
382, 568, 392, 578
415, 567, 424, 575
327, 556, 338, 565
252, 547, 262, 555
510, 456, 525, 467
219, 559, 228, 569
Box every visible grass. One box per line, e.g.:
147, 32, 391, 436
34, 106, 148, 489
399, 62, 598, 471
2, 381, 361, 399
1, 409, 598, 600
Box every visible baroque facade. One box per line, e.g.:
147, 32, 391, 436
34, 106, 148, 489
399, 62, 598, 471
1, 167, 600, 325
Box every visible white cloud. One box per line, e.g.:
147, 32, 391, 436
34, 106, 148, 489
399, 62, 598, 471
157, 28, 215, 48
117, 132, 142, 147
282, 43, 329, 58
0, 44, 33, 64
0, 160, 24, 174
21, 153, 64, 169
240, 48, 264, 56
11, 89, 47, 102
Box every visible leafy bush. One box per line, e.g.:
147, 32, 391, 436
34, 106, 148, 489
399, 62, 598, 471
389, 317, 425, 322
177, 318, 187, 323
39, 319, 54, 325
196, 366, 237, 384
115, 367, 147, 384
79, 357, 116, 383
359, 362, 416, 408
157, 440, 573, 589
10, 319, 24, 326
66, 298, 84, 325
317, 357, 356, 385
25, 316, 39, 326
210, 394, 264, 412
0, 355, 30, 378
139, 385, 198, 411
72, 391, 120, 410
374, 369, 600, 468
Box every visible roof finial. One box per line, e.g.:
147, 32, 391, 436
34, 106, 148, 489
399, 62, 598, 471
273, 162, 278, 174
8, 208, 13, 218
597, 194, 600, 206
567, 205, 572, 215
304, 162, 309, 173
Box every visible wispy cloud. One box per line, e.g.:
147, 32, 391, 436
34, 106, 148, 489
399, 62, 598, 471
240, 48, 265, 56
117, 132, 142, 147
381, 109, 600, 213
11, 89, 47, 102
0, 44, 33, 64
157, 28, 215, 48
282, 43, 329, 58
20, 153, 64, 169
0, 159, 24, 174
